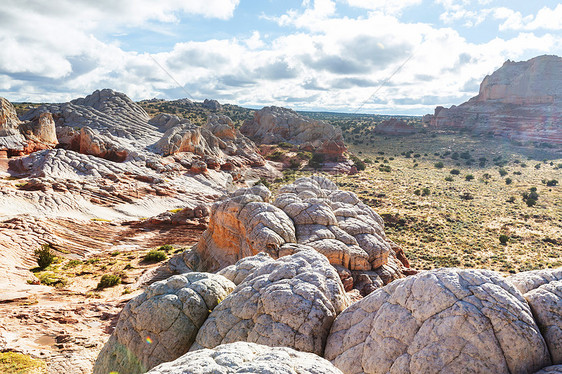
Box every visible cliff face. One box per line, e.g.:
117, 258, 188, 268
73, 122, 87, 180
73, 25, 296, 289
429, 55, 561, 144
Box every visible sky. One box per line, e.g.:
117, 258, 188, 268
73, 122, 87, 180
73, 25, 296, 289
0, 0, 560, 115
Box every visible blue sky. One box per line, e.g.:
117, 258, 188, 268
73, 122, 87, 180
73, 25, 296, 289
0, 0, 560, 114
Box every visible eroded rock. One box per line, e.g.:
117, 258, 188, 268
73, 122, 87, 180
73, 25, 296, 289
325, 268, 551, 374
93, 272, 235, 374
192, 249, 351, 355
147, 342, 343, 374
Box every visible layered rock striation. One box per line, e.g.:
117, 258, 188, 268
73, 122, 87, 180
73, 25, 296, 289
428, 55, 561, 144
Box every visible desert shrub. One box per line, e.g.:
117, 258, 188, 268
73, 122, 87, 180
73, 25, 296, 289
451, 152, 459, 160
460, 192, 474, 200
507, 196, 516, 203
378, 165, 391, 172
499, 234, 509, 245
36, 272, 68, 287
450, 169, 460, 175
289, 158, 301, 169
444, 176, 454, 182
35, 244, 55, 270
546, 179, 558, 186
465, 174, 474, 181
460, 151, 471, 159
350, 155, 366, 171
278, 141, 293, 149
158, 244, 174, 252
308, 153, 324, 169
434, 162, 444, 169
97, 274, 121, 290
505, 178, 512, 185
498, 168, 508, 177
297, 151, 312, 160
363, 158, 372, 164
422, 187, 431, 196
535, 164, 541, 169
256, 177, 271, 188
144, 250, 167, 263
266, 150, 284, 161
522, 188, 539, 207
414, 189, 421, 196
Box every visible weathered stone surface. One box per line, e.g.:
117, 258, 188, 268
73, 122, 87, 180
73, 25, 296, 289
507, 268, 562, 294
428, 55, 562, 144
147, 342, 343, 374
217, 252, 276, 285
185, 176, 409, 294
325, 268, 551, 374
373, 118, 417, 135
526, 280, 562, 364
536, 366, 562, 374
94, 272, 235, 374
19, 112, 58, 145
0, 97, 21, 130
193, 250, 351, 355
241, 106, 347, 161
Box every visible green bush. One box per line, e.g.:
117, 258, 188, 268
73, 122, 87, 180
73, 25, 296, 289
546, 179, 558, 186
308, 153, 324, 169
97, 274, 121, 290
144, 250, 167, 263
450, 169, 460, 175
434, 162, 444, 169
35, 244, 55, 270
422, 187, 431, 196
158, 244, 174, 252
444, 176, 454, 182
498, 168, 508, 177
465, 174, 474, 181
505, 177, 512, 185
499, 234, 509, 245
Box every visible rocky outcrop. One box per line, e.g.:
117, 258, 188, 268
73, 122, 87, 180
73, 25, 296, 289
536, 366, 562, 374
241, 106, 347, 161
180, 176, 409, 295
428, 55, 562, 144
0, 98, 58, 156
146, 342, 343, 374
217, 252, 276, 285
94, 272, 235, 374
192, 250, 350, 355
508, 269, 562, 365
325, 268, 551, 374
152, 114, 264, 170
202, 99, 222, 111
373, 118, 417, 135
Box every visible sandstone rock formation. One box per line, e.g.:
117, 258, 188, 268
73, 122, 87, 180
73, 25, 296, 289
241, 106, 347, 161
325, 268, 551, 374
373, 118, 417, 135
217, 252, 276, 285
507, 268, 562, 294
0, 98, 58, 156
94, 272, 235, 374
182, 176, 409, 294
428, 55, 561, 144
146, 342, 343, 374
508, 269, 562, 365
536, 366, 562, 374
192, 250, 351, 355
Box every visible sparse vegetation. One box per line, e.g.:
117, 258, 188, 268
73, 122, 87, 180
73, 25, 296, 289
34, 244, 55, 270
144, 250, 167, 263
0, 351, 46, 373
96, 274, 121, 290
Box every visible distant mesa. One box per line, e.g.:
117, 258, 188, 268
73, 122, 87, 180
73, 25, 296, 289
427, 55, 562, 144
240, 106, 347, 161
373, 118, 417, 136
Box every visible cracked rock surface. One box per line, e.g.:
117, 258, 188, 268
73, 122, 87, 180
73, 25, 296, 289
193, 249, 351, 356
510, 269, 562, 365
325, 268, 551, 374
536, 366, 562, 374
94, 272, 235, 374
188, 176, 409, 294
146, 341, 343, 374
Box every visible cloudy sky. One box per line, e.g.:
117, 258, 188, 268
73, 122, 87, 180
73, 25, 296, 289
0, 0, 560, 114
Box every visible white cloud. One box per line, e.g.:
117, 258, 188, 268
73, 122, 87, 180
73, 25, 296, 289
0, 0, 559, 114
495, 4, 562, 31
343, 0, 422, 15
